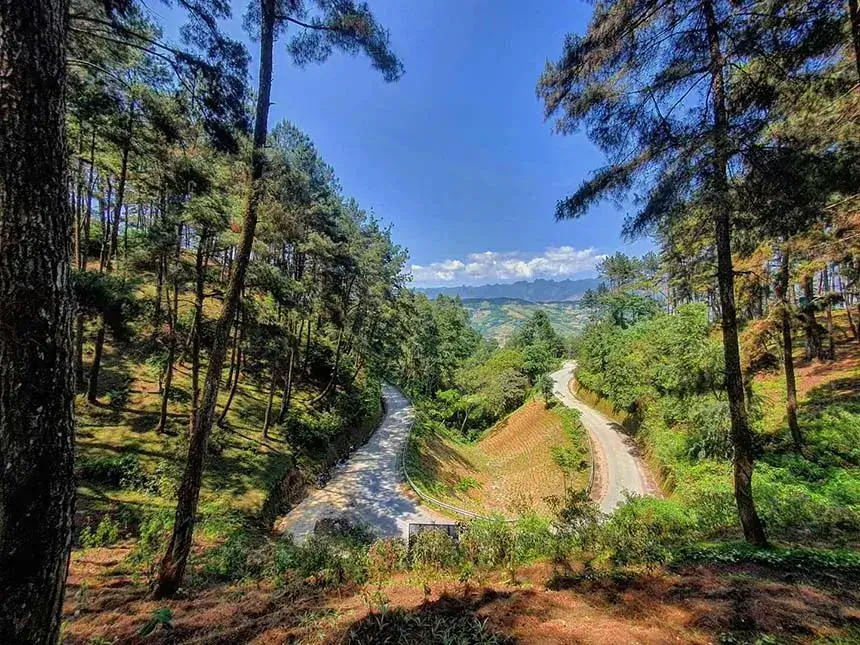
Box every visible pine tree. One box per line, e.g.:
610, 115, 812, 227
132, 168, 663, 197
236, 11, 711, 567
152, 0, 404, 598
0, 0, 76, 641
537, 0, 843, 545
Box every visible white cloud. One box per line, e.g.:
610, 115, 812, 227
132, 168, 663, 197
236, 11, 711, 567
410, 246, 604, 286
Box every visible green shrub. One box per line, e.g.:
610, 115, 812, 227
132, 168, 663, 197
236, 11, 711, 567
274, 535, 368, 588
410, 529, 459, 572
512, 513, 555, 563
367, 537, 408, 584
77, 454, 143, 488
601, 496, 696, 567
80, 515, 121, 548
456, 476, 482, 493
460, 516, 515, 570
202, 530, 255, 581
127, 508, 173, 570
675, 542, 860, 576
545, 489, 604, 554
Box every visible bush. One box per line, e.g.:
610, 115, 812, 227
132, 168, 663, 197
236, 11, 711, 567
274, 535, 368, 588
80, 515, 121, 548
367, 537, 408, 584
545, 489, 604, 555
77, 454, 143, 488
460, 516, 515, 571
203, 529, 254, 581
127, 508, 173, 572
601, 496, 696, 567
675, 542, 860, 576
76, 453, 175, 496
410, 529, 459, 572
512, 513, 555, 563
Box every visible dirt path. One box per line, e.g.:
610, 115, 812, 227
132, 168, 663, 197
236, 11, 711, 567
550, 361, 653, 512
276, 385, 443, 541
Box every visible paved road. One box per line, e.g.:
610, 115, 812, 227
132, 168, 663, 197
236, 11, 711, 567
551, 361, 652, 513
276, 385, 442, 542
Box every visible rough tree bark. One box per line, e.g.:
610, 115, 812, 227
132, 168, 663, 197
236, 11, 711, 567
157, 280, 179, 435
87, 313, 106, 403
190, 237, 207, 435
153, 0, 276, 598
776, 246, 803, 453
106, 101, 133, 273
802, 274, 824, 361
849, 0, 860, 82
702, 0, 767, 546
0, 0, 77, 641
262, 364, 278, 439
823, 265, 835, 360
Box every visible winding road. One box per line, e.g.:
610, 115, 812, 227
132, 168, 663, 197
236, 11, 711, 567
551, 361, 653, 513
275, 385, 442, 541
279, 365, 653, 540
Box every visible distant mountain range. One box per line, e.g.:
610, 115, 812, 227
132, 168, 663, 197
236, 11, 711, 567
418, 278, 601, 303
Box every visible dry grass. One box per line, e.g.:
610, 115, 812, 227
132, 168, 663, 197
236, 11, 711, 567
412, 401, 589, 516
61, 546, 860, 644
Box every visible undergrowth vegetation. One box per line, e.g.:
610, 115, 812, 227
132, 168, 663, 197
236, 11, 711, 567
575, 301, 860, 547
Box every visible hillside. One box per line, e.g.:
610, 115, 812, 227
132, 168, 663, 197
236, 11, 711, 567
419, 277, 601, 302
407, 400, 590, 515
463, 299, 590, 342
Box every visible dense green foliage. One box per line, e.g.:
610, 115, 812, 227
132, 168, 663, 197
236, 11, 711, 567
574, 292, 860, 545
402, 303, 565, 441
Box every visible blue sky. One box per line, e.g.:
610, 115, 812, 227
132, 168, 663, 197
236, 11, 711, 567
156, 0, 653, 286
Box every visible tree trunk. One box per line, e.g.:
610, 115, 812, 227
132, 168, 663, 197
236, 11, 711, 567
157, 281, 179, 435
262, 364, 278, 439
107, 102, 133, 273
75, 312, 85, 387
802, 274, 824, 361
222, 314, 240, 392
82, 128, 96, 270
0, 0, 76, 641
837, 273, 858, 341
216, 345, 243, 428
776, 247, 803, 453
153, 253, 165, 330
153, 0, 276, 599
702, 0, 767, 547
99, 178, 112, 273
846, 301, 859, 342
849, 0, 860, 82
277, 346, 295, 424
87, 314, 106, 404
303, 315, 313, 373
823, 265, 835, 360
190, 237, 206, 434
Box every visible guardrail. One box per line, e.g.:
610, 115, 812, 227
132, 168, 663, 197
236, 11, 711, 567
395, 377, 596, 522
396, 391, 495, 521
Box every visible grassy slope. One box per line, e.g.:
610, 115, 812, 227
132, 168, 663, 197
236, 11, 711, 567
753, 310, 859, 438
73, 264, 342, 533
408, 400, 589, 515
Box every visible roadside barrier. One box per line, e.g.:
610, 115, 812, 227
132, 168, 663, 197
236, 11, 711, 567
394, 377, 596, 523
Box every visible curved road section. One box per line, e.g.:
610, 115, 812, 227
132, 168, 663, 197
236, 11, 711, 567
551, 361, 652, 513
276, 385, 440, 541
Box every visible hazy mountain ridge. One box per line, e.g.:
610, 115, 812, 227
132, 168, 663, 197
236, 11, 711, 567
418, 277, 601, 302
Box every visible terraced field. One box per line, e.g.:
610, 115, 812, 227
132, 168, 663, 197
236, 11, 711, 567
408, 400, 590, 515
462, 298, 590, 343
